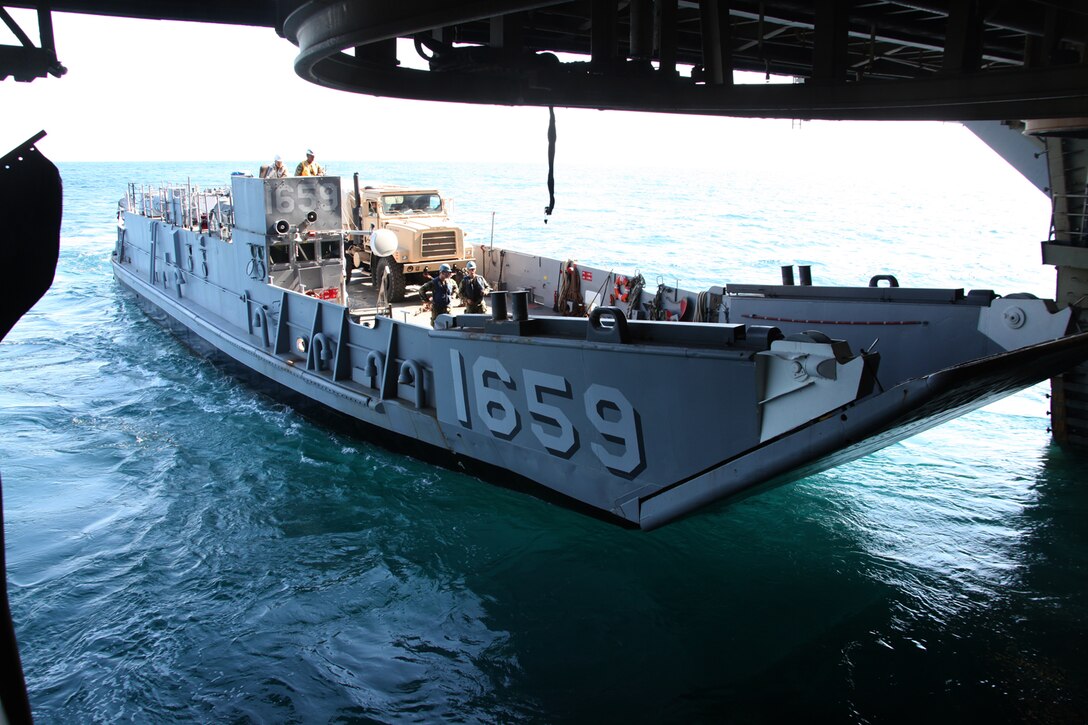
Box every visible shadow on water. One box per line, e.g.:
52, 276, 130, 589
228, 469, 899, 722
445, 490, 895, 724
708, 442, 1088, 725
177, 411, 901, 723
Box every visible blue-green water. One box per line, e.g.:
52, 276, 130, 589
3, 158, 1087, 722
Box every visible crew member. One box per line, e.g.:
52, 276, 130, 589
295, 149, 324, 177
419, 264, 455, 327
263, 155, 287, 178
458, 260, 491, 314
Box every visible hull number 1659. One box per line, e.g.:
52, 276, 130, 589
450, 352, 646, 478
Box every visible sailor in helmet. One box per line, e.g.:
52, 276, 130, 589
458, 260, 491, 314
295, 148, 325, 177
418, 264, 455, 327
264, 154, 287, 178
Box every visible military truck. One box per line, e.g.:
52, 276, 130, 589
345, 184, 473, 302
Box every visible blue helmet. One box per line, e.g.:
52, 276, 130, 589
439, 264, 451, 273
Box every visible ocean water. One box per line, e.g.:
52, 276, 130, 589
3, 156, 1087, 723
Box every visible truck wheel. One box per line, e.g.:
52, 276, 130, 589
375, 257, 406, 302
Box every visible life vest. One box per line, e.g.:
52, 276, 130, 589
462, 276, 486, 303
425, 277, 453, 308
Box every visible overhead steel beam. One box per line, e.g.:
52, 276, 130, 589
284, 1, 565, 50
591, 0, 618, 73
4, 0, 1087, 123
0, 6, 65, 81
699, 0, 734, 85
659, 0, 679, 76
629, 0, 653, 60
491, 11, 526, 63
813, 0, 848, 82
284, 19, 1088, 122
942, 0, 984, 73
4, 0, 278, 27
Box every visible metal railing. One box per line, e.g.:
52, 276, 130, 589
125, 181, 235, 240
1050, 191, 1088, 246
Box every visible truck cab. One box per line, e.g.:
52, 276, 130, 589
346, 184, 473, 301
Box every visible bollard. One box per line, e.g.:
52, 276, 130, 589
490, 291, 508, 321
510, 290, 529, 321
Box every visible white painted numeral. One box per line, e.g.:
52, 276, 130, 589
296, 181, 317, 212
524, 370, 578, 458
450, 350, 470, 426
273, 185, 294, 213
473, 357, 521, 440
317, 181, 338, 211
585, 384, 646, 477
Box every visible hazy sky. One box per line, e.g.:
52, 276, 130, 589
0, 8, 1043, 189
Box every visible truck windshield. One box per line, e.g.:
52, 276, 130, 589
381, 193, 442, 215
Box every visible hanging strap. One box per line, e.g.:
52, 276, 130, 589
544, 106, 556, 223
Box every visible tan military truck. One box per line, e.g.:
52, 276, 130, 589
345, 184, 473, 302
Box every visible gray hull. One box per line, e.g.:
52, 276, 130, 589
112, 175, 1088, 529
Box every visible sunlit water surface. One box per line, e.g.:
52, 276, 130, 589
3, 157, 1087, 722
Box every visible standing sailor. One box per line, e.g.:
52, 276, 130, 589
419, 264, 455, 327
295, 149, 324, 177
262, 155, 288, 178
458, 260, 491, 314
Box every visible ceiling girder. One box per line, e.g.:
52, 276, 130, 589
0, 6, 65, 81
4, 1, 1087, 121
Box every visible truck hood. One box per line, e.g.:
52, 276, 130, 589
385, 217, 458, 233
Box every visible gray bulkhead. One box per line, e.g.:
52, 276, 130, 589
479, 247, 1072, 392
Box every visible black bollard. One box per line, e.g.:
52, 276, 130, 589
510, 290, 529, 321
490, 291, 508, 321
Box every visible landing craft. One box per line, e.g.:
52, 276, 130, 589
110, 173, 1088, 529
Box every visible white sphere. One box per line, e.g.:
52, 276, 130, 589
370, 228, 399, 257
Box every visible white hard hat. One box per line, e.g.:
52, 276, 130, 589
274, 154, 282, 161
466, 261, 477, 270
